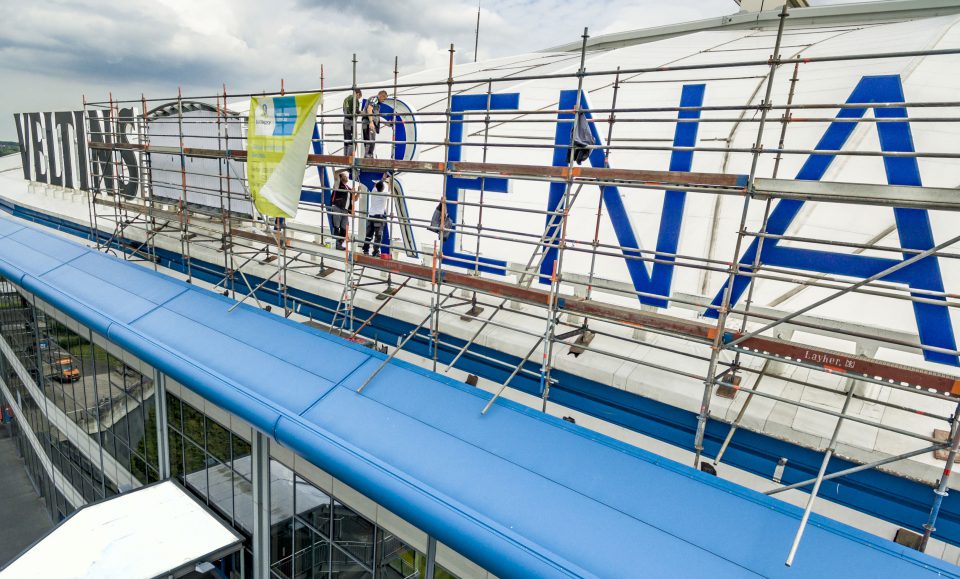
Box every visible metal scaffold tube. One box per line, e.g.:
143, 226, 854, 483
921, 403, 960, 552
694, 4, 789, 470
785, 381, 857, 566
539, 26, 591, 413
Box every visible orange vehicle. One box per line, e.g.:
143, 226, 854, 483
46, 355, 80, 383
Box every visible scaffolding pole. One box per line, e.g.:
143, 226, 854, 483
694, 4, 790, 469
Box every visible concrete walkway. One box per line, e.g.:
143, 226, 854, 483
0, 428, 52, 567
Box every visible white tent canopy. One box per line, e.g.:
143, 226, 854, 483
0, 481, 242, 579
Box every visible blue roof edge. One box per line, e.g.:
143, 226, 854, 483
0, 217, 955, 577
0, 222, 590, 578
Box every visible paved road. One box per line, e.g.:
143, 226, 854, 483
0, 428, 52, 567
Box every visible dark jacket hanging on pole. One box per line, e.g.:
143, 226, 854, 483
429, 202, 454, 241
568, 112, 595, 165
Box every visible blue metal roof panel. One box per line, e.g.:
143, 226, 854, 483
0, 216, 956, 579
0, 238, 72, 278
8, 226, 89, 262
131, 307, 337, 416
314, 359, 960, 578
40, 265, 170, 326
19, 274, 116, 336
106, 322, 286, 437
0, 219, 24, 238
162, 290, 371, 385
68, 252, 188, 306
298, 384, 758, 578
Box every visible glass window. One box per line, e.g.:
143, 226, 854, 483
294, 517, 330, 579
271, 516, 294, 579
331, 500, 375, 568
271, 460, 295, 576
231, 466, 255, 535
331, 546, 372, 579
296, 476, 332, 538
183, 438, 207, 477
166, 391, 182, 431
378, 532, 425, 579
181, 400, 205, 447
233, 431, 252, 460
206, 416, 232, 464
139, 400, 160, 481
169, 428, 186, 481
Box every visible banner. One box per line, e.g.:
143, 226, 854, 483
247, 93, 322, 218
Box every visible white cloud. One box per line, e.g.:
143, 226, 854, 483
0, 0, 742, 140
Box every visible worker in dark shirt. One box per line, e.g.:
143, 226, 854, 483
330, 171, 356, 250
342, 89, 362, 157
363, 90, 389, 158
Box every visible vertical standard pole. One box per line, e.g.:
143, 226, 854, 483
540, 27, 589, 412
175, 88, 194, 283
251, 431, 271, 579
433, 44, 456, 372
713, 62, 800, 467
920, 403, 960, 551
385, 55, 400, 272
343, 54, 360, 332
279, 220, 289, 316
141, 93, 159, 270
153, 369, 170, 479
693, 4, 788, 469
319, 65, 328, 251
131, 94, 149, 261
472, 80, 493, 275
465, 79, 494, 317
83, 95, 100, 249
584, 67, 620, 304
316, 67, 337, 278
785, 381, 855, 566
216, 92, 232, 288
473, 0, 481, 63
223, 84, 237, 299
277, 80, 288, 316
108, 93, 124, 255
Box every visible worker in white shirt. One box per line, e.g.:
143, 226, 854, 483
362, 174, 391, 256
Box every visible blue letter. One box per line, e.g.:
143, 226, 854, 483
539, 85, 705, 308
706, 75, 957, 366
442, 93, 520, 274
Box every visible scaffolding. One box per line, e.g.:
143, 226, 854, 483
77, 4, 960, 561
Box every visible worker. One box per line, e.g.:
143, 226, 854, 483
363, 175, 391, 256
330, 171, 356, 250
342, 88, 362, 156
363, 90, 389, 157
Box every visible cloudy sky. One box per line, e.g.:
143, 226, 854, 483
0, 0, 856, 141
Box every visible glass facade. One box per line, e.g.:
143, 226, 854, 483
0, 279, 161, 514
167, 386, 437, 579
0, 277, 473, 579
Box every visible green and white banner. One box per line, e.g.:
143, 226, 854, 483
247, 92, 322, 218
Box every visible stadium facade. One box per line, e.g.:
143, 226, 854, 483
5, 0, 960, 576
